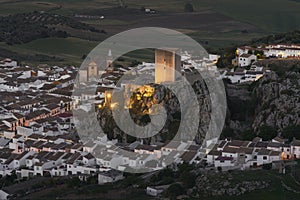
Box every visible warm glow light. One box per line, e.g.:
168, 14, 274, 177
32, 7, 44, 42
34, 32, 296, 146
107, 93, 111, 98
255, 74, 263, 81
98, 104, 102, 108
281, 152, 287, 160
110, 103, 118, 109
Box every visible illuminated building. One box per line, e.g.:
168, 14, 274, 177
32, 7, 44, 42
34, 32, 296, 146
105, 90, 112, 108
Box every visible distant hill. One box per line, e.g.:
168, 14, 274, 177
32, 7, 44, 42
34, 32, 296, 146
250, 30, 300, 46
0, 12, 105, 45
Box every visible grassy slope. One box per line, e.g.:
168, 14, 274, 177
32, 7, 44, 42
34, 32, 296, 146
20, 165, 300, 199
0, 38, 98, 65
191, 0, 300, 33
110, 0, 300, 32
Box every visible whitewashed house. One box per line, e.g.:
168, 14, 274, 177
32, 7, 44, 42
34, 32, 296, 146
267, 142, 282, 152
146, 186, 165, 197
161, 141, 188, 155
222, 146, 239, 159
0, 59, 17, 68
206, 150, 221, 165
238, 54, 257, 67
16, 168, 34, 178
82, 153, 96, 165
256, 149, 280, 166
281, 144, 292, 159
50, 165, 68, 177
291, 140, 300, 159
67, 162, 98, 175
98, 169, 124, 184
272, 137, 285, 144
83, 141, 98, 153
214, 156, 235, 168
0, 189, 9, 200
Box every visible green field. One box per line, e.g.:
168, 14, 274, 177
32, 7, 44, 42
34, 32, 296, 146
0, 37, 98, 65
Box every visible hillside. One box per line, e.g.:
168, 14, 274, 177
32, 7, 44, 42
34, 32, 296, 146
12, 161, 300, 199
224, 61, 300, 140
0, 0, 300, 65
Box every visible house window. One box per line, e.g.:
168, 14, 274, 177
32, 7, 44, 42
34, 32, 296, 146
263, 156, 267, 160
220, 160, 224, 163
254, 156, 257, 159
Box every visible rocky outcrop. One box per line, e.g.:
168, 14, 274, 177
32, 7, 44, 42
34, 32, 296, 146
225, 68, 300, 136
225, 83, 255, 133
191, 171, 270, 198
97, 78, 212, 144
252, 71, 300, 132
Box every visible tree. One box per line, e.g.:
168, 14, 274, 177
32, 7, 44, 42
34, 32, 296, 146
67, 177, 81, 188
166, 183, 184, 199
221, 127, 235, 139
180, 171, 196, 189
262, 163, 272, 170
240, 129, 256, 141
282, 125, 300, 142
216, 52, 235, 68
254, 50, 264, 57
258, 125, 277, 141
184, 3, 194, 12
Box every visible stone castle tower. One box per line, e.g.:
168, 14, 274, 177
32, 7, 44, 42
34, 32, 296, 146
155, 48, 181, 84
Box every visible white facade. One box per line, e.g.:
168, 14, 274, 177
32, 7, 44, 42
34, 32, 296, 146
0, 59, 17, 68
214, 157, 235, 168
0, 190, 9, 200
238, 54, 257, 67
146, 187, 164, 197
67, 163, 98, 175
98, 170, 124, 184
237, 44, 300, 58
291, 140, 300, 159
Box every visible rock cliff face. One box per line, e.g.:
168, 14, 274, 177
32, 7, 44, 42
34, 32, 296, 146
226, 69, 300, 136
252, 71, 300, 132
